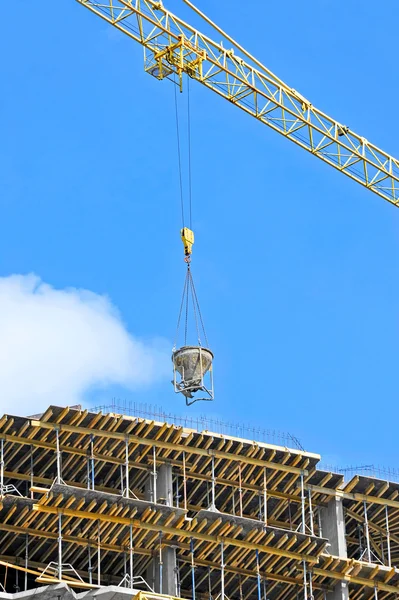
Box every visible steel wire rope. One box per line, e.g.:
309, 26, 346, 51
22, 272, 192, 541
184, 268, 190, 346
189, 269, 209, 348
187, 76, 193, 230
174, 270, 189, 350
174, 75, 185, 228
188, 268, 201, 346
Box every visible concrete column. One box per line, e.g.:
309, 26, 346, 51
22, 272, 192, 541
145, 463, 178, 596
320, 497, 348, 600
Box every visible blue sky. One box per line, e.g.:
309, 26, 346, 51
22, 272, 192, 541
1, 0, 399, 471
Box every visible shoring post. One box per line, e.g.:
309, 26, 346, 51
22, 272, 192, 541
239, 575, 243, 600
0, 438, 4, 495
256, 550, 261, 600
175, 474, 179, 508
177, 559, 181, 597
318, 507, 323, 538
211, 455, 216, 510
55, 428, 61, 485
88, 544, 93, 585
123, 551, 127, 583
300, 472, 306, 534
129, 523, 134, 588
309, 570, 313, 600
90, 435, 95, 490
263, 578, 267, 600
183, 451, 187, 511
158, 532, 163, 594
220, 541, 225, 600
263, 467, 267, 525
303, 560, 308, 600
97, 522, 101, 585
238, 463, 243, 517
385, 505, 391, 567
153, 446, 157, 503
374, 585, 378, 600
87, 457, 91, 490
364, 501, 371, 563
308, 488, 314, 536
120, 465, 124, 496
125, 437, 130, 499
207, 566, 212, 600
58, 513, 63, 580
30, 446, 34, 499
191, 538, 196, 600
24, 534, 29, 591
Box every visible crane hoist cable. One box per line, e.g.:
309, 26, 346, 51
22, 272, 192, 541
171, 76, 214, 405
174, 73, 193, 230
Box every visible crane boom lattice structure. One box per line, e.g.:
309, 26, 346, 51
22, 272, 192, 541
76, 0, 399, 206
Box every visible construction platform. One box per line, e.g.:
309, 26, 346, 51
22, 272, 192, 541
0, 406, 398, 600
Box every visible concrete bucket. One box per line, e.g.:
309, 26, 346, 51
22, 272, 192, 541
172, 346, 214, 403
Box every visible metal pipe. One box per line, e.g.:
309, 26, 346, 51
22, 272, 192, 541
120, 465, 124, 496
238, 463, 243, 517
24, 535, 29, 591
364, 501, 371, 563
220, 542, 225, 600
303, 560, 307, 600
256, 550, 261, 600
318, 507, 323, 538
175, 474, 179, 508
263, 468, 267, 525
30, 446, 34, 500
97, 522, 101, 585
0, 438, 4, 495
177, 559, 181, 597
88, 545, 92, 585
87, 458, 90, 491
58, 513, 62, 580
191, 538, 196, 600
125, 438, 130, 499
385, 505, 391, 567
90, 435, 95, 490
207, 566, 212, 600
55, 429, 61, 485
159, 533, 163, 594
300, 473, 306, 534
183, 452, 187, 511
211, 455, 216, 510
129, 523, 134, 588
153, 446, 157, 503
263, 578, 267, 600
308, 489, 314, 536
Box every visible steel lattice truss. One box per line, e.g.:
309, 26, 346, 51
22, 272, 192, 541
76, 0, 399, 206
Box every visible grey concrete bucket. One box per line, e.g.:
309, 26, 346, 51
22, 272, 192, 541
172, 346, 213, 388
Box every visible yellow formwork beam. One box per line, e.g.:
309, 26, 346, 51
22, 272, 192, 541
29, 419, 309, 475
32, 502, 320, 564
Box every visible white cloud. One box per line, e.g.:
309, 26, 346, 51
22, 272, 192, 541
0, 274, 169, 416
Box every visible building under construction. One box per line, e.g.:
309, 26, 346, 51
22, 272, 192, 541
0, 405, 398, 600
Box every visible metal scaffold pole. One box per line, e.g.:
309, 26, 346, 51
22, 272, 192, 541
55, 428, 61, 485
58, 513, 63, 580
125, 437, 130, 499
300, 473, 306, 534
0, 438, 4, 495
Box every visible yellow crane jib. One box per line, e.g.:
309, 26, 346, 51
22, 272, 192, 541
181, 227, 194, 261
